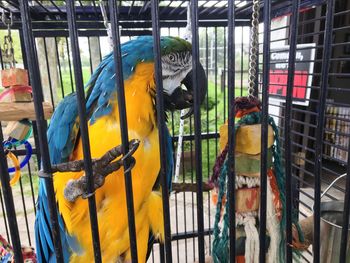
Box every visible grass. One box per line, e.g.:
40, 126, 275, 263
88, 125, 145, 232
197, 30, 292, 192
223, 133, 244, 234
57, 66, 92, 99
10, 167, 39, 198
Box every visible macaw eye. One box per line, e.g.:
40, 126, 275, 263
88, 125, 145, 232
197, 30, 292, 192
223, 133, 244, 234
169, 54, 176, 62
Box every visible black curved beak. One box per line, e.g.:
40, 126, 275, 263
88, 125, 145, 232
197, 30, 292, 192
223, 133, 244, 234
164, 63, 207, 119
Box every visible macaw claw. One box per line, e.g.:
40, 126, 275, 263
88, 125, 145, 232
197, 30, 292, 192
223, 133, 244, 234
50, 139, 140, 202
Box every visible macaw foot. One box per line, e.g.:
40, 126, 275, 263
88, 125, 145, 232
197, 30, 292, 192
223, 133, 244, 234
51, 139, 140, 202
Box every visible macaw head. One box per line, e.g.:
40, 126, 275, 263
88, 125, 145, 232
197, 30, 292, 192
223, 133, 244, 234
85, 36, 207, 123
159, 37, 207, 119
121, 36, 208, 117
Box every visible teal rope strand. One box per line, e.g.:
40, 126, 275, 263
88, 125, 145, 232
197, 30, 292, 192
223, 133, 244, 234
212, 160, 229, 263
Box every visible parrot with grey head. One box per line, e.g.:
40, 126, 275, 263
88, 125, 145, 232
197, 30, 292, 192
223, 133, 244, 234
35, 36, 207, 262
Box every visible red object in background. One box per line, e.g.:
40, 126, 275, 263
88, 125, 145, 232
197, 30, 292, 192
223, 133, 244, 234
236, 256, 245, 263
0, 234, 37, 262
269, 70, 308, 100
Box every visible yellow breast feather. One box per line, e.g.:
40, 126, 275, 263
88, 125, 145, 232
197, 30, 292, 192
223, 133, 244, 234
54, 62, 164, 262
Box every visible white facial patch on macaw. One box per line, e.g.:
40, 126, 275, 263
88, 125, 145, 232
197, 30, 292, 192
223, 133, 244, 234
161, 52, 192, 95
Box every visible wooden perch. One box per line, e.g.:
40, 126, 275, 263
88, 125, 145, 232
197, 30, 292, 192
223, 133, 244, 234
0, 102, 53, 121
171, 182, 213, 193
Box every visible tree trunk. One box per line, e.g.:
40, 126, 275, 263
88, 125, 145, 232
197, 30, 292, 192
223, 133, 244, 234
36, 38, 60, 105
88, 37, 102, 72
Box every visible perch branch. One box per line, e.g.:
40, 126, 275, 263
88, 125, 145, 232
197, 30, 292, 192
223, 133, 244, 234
172, 182, 213, 193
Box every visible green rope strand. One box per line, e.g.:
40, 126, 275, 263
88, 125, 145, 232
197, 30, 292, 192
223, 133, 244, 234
212, 160, 229, 263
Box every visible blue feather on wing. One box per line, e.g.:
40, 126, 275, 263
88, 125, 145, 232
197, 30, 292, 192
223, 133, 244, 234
35, 92, 83, 263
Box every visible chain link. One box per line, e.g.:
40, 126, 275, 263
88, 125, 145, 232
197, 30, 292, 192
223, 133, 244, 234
248, 0, 260, 98
1, 11, 15, 67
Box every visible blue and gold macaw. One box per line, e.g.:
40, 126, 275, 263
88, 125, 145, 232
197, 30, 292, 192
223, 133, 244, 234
35, 36, 207, 262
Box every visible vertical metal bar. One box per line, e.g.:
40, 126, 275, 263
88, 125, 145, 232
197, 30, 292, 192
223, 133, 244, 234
159, 244, 165, 263
240, 27, 244, 96
31, 122, 42, 167
214, 27, 218, 157
0, 128, 23, 262
205, 26, 212, 254
284, 0, 300, 262
97, 37, 102, 62
0, 188, 10, 241
0, 42, 4, 69
150, 0, 173, 262
182, 143, 188, 263
223, 28, 226, 120
313, 1, 335, 262
65, 1, 102, 262
65, 37, 75, 93
190, 0, 205, 261
19, 1, 64, 262
227, 0, 236, 261
340, 144, 350, 260
206, 26, 209, 180
27, 162, 37, 214
18, 177, 32, 245
170, 86, 178, 262
54, 37, 65, 98
88, 37, 94, 74
108, 0, 138, 262
42, 37, 56, 108
189, 109, 195, 261
175, 192, 180, 263
260, 0, 271, 262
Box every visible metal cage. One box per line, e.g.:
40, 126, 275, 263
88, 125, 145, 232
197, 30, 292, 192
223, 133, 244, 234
0, 0, 349, 262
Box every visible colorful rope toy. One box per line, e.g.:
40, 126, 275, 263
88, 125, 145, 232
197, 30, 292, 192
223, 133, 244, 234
0, 234, 37, 263
209, 96, 306, 263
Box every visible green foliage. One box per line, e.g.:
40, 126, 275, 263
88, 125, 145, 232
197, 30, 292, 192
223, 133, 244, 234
198, 27, 250, 74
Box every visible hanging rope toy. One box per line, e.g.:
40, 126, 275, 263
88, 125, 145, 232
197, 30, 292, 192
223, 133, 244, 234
209, 97, 307, 263
208, 0, 308, 260
0, 234, 37, 262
